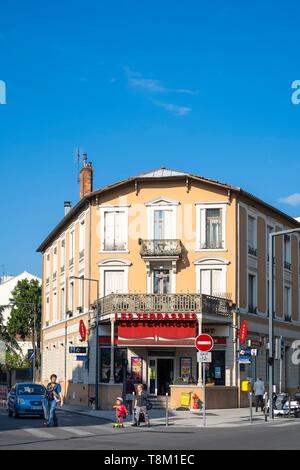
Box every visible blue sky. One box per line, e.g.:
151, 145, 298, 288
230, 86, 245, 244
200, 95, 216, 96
1, 0, 300, 277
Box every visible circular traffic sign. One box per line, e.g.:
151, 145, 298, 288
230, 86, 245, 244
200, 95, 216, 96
195, 334, 214, 352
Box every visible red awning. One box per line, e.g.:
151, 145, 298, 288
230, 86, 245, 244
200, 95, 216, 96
117, 321, 197, 347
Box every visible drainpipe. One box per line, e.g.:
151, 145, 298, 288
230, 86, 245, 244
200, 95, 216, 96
88, 200, 92, 401
237, 199, 241, 408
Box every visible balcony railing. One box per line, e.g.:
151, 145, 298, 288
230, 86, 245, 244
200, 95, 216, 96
79, 250, 85, 260
139, 239, 182, 257
98, 293, 233, 318
103, 242, 127, 251
248, 246, 258, 257
284, 261, 292, 271
200, 241, 224, 250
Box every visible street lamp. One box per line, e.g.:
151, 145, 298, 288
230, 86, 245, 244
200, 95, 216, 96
268, 227, 300, 419
69, 276, 100, 410
9, 300, 39, 383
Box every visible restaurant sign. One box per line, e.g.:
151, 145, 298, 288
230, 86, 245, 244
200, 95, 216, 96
115, 312, 197, 321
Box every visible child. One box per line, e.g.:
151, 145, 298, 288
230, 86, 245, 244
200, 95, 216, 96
113, 397, 128, 428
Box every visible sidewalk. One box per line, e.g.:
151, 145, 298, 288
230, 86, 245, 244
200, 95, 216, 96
61, 404, 300, 428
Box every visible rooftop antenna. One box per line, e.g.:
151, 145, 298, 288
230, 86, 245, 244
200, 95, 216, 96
76, 148, 81, 184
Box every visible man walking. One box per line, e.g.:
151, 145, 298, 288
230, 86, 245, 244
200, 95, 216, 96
254, 378, 265, 412
44, 374, 64, 427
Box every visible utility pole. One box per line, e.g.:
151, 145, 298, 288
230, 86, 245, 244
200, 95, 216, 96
70, 276, 100, 410
268, 227, 300, 419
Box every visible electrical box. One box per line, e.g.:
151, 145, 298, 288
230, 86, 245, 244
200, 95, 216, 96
241, 380, 252, 392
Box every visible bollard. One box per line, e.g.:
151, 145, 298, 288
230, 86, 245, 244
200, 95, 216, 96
166, 393, 169, 427
132, 392, 135, 424
288, 395, 291, 419
249, 391, 253, 424
264, 392, 268, 422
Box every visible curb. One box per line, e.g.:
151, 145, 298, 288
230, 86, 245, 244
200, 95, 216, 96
58, 408, 113, 423
59, 408, 298, 429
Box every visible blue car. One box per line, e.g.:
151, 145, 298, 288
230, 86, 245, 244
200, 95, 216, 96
8, 383, 46, 418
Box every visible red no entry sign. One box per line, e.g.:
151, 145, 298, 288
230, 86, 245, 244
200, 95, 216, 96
195, 334, 214, 352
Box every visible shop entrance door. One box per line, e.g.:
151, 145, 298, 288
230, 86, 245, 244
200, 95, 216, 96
148, 357, 174, 396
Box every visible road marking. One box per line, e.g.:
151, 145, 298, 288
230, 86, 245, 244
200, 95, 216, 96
60, 426, 93, 436
23, 428, 55, 439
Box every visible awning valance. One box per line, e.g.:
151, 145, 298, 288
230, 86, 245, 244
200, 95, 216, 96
117, 321, 197, 347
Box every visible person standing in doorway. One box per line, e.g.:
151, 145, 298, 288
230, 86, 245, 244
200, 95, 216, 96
132, 384, 150, 427
254, 378, 265, 412
44, 374, 64, 427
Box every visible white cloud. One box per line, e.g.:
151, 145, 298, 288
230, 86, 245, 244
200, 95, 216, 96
124, 67, 195, 116
152, 100, 192, 116
125, 67, 197, 95
280, 193, 300, 206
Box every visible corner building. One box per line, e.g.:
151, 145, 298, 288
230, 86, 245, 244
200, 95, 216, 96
38, 163, 300, 409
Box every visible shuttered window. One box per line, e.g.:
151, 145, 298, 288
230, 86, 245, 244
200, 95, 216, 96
103, 211, 127, 251
104, 270, 125, 296
200, 269, 222, 296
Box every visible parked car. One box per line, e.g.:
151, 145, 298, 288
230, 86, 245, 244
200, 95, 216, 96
8, 383, 46, 418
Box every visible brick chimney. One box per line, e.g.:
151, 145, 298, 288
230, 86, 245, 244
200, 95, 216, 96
80, 154, 93, 199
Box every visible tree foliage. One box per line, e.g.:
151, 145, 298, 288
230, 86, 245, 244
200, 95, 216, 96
7, 279, 41, 346
5, 351, 30, 370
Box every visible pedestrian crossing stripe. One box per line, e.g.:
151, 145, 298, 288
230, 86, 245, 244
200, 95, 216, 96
23, 428, 55, 439
59, 426, 93, 436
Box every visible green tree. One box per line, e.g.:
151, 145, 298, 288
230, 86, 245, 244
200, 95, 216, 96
0, 304, 20, 356
5, 351, 30, 369
7, 279, 42, 370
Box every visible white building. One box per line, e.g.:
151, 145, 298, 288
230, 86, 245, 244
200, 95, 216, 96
0, 271, 41, 357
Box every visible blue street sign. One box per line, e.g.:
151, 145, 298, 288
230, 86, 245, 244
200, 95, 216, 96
69, 346, 87, 354
76, 355, 89, 362
239, 356, 252, 363
240, 348, 252, 356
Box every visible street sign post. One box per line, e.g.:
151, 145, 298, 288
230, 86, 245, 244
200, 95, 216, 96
195, 334, 214, 352
197, 352, 212, 363
195, 334, 214, 427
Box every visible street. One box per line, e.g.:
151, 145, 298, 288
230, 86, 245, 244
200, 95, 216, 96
1, 409, 300, 450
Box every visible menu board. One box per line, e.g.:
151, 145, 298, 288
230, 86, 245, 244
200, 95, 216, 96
131, 357, 143, 383
180, 357, 192, 380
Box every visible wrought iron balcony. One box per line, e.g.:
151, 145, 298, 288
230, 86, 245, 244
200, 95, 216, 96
284, 261, 292, 271
139, 239, 182, 257
200, 240, 224, 250
248, 246, 258, 257
98, 293, 233, 318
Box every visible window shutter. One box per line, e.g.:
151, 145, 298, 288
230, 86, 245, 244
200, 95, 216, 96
163, 210, 173, 239
104, 270, 125, 296
200, 270, 211, 295
212, 269, 222, 296
114, 211, 126, 250
104, 212, 115, 250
